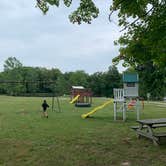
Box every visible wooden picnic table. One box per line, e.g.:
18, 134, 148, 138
131, 118, 166, 145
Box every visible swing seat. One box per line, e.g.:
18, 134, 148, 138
75, 103, 91, 107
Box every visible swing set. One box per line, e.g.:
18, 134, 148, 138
0, 80, 61, 112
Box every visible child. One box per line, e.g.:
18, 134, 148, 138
42, 100, 49, 118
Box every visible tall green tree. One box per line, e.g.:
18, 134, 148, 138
19, 67, 40, 93
2, 68, 25, 95
36, 0, 166, 99
2, 57, 24, 95
137, 62, 166, 100
4, 57, 23, 71
55, 75, 69, 95
104, 65, 122, 97
88, 72, 106, 97
124, 64, 166, 99
68, 70, 89, 87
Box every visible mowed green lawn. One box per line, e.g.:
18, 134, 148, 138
0, 96, 166, 166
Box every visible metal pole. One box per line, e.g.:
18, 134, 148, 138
56, 97, 61, 112
52, 95, 55, 111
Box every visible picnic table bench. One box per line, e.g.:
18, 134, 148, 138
131, 118, 166, 145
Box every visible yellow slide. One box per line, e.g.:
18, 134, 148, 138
70, 95, 80, 104
81, 99, 113, 119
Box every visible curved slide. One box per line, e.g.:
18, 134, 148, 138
70, 95, 80, 104
81, 99, 113, 119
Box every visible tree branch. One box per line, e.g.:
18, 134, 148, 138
120, 5, 155, 32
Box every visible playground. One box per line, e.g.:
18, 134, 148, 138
0, 96, 165, 166
0, 0, 165, 165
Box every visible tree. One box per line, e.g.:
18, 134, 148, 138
124, 64, 166, 100
36, 0, 99, 24
36, 0, 165, 69
104, 65, 122, 97
2, 68, 26, 95
136, 62, 166, 100
4, 57, 23, 71
36, 0, 166, 99
111, 0, 166, 69
55, 75, 69, 95
19, 67, 40, 93
88, 72, 106, 97
2, 57, 24, 95
68, 70, 89, 87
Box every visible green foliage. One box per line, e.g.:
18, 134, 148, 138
104, 66, 122, 97
88, 66, 122, 97
0, 57, 164, 99
4, 57, 22, 71
37, 0, 99, 24
88, 72, 106, 97
112, 0, 166, 69
138, 63, 166, 100
111, 0, 166, 99
68, 70, 89, 87
36, 0, 165, 69
69, 0, 99, 24
0, 58, 122, 97
36, 0, 48, 14
35, 0, 166, 99
63, 0, 72, 7
124, 64, 166, 99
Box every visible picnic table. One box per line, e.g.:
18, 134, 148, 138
131, 118, 166, 145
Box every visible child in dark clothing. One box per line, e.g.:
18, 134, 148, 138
42, 100, 49, 118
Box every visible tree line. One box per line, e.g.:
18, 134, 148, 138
35, 0, 166, 100
0, 57, 122, 97
0, 57, 165, 100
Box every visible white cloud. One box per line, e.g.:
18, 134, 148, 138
0, 0, 126, 73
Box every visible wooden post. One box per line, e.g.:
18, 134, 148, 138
114, 101, 117, 121
136, 98, 140, 120
123, 101, 126, 121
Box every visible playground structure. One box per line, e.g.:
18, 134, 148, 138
81, 99, 113, 119
81, 73, 142, 121
0, 80, 61, 112
70, 95, 80, 104
113, 73, 140, 121
128, 99, 137, 110
52, 94, 61, 112
70, 86, 92, 107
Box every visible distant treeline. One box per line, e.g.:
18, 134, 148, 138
0, 65, 122, 97
0, 57, 165, 99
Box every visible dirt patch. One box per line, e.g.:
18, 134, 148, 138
122, 137, 132, 144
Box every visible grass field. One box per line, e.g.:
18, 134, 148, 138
0, 96, 166, 166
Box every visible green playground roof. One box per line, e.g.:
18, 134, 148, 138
123, 73, 139, 83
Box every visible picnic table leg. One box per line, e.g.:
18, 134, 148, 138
147, 125, 159, 146
137, 123, 143, 139
153, 140, 159, 146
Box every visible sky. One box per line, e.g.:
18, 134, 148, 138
0, 0, 126, 74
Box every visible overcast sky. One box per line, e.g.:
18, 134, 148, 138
0, 0, 126, 74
